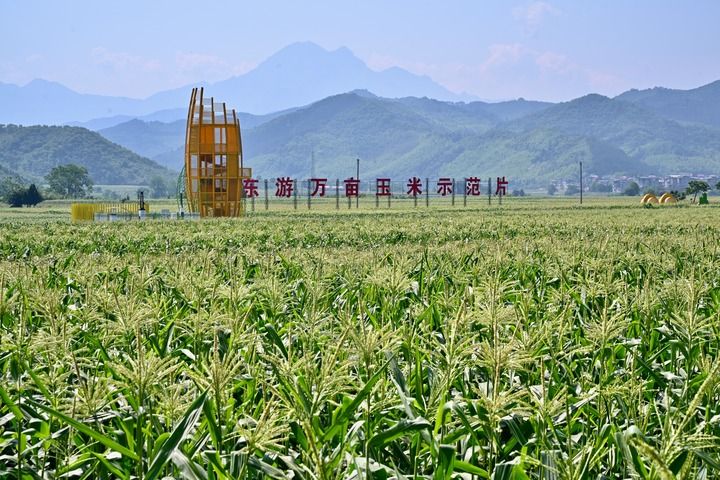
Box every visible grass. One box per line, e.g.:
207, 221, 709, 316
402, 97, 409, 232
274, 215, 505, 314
1, 198, 720, 479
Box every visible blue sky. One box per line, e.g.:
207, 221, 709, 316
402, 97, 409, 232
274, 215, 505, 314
1, 0, 718, 101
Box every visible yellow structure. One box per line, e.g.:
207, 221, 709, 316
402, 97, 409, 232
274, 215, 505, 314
659, 192, 677, 204
71, 202, 150, 221
184, 87, 251, 217
640, 193, 659, 205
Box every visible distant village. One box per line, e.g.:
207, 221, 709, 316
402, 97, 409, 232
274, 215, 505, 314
556, 174, 720, 194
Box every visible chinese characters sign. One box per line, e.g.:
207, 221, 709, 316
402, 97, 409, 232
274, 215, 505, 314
249, 176, 509, 197
241, 176, 510, 210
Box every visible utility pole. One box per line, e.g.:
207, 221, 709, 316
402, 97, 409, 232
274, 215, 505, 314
356, 158, 360, 209
580, 161, 583, 205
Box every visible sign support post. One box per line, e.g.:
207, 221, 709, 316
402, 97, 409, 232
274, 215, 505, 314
264, 179, 269, 210
426, 178, 430, 207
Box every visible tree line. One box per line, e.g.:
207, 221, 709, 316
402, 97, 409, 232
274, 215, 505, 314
1, 163, 175, 206
546, 179, 720, 199
0, 164, 93, 207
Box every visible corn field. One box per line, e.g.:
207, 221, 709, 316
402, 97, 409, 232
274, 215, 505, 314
1, 202, 720, 479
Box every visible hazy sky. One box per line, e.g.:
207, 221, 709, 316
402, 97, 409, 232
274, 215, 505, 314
1, 0, 718, 101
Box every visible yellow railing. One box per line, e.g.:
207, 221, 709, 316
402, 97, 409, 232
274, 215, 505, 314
71, 202, 151, 222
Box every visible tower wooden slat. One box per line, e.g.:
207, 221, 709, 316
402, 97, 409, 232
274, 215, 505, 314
184, 87, 250, 217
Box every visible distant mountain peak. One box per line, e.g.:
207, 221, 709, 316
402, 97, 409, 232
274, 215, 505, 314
572, 93, 611, 103
26, 78, 58, 87
25, 78, 74, 92
348, 89, 378, 99
2, 42, 479, 122
262, 41, 361, 63
332, 45, 355, 57
269, 41, 321, 57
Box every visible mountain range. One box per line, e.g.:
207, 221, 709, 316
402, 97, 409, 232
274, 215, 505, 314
94, 83, 720, 185
616, 81, 720, 128
1, 40, 720, 188
0, 42, 472, 125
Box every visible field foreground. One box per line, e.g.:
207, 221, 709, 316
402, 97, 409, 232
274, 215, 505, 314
1, 200, 720, 479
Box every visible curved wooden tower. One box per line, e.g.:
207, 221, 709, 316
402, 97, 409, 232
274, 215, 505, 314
184, 87, 250, 217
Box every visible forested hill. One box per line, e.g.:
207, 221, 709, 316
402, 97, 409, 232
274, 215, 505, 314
508, 94, 720, 174
0, 125, 174, 185
7, 79, 720, 186
0, 163, 19, 180
615, 80, 720, 128
94, 90, 720, 184
241, 92, 648, 181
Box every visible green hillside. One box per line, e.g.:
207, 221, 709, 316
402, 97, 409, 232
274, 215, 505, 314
151, 147, 184, 171
244, 92, 439, 177
468, 98, 553, 121
510, 94, 720, 173
93, 90, 720, 185
394, 96, 498, 132
0, 125, 174, 184
99, 119, 185, 160
442, 129, 645, 181
0, 163, 19, 180
95, 108, 295, 167
242, 92, 647, 182
616, 80, 720, 128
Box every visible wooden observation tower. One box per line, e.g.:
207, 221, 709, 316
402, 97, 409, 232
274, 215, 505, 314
184, 87, 251, 217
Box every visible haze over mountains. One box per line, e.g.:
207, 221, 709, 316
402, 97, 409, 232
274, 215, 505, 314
1, 41, 720, 187
0, 42, 472, 125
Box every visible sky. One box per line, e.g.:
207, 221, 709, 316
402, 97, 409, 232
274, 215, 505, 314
1, 0, 719, 102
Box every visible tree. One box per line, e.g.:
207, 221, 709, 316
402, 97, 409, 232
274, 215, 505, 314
670, 190, 686, 201
25, 184, 43, 206
590, 181, 613, 193
686, 180, 709, 203
547, 184, 557, 196
2, 183, 44, 207
716, 181, 720, 191
149, 175, 169, 198
0, 177, 23, 202
623, 181, 640, 196
6, 189, 26, 207
46, 164, 93, 198
565, 184, 580, 195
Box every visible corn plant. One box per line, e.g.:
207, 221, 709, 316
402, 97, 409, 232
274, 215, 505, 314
1, 201, 720, 478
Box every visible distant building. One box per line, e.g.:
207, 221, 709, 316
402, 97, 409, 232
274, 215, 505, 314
612, 178, 630, 193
